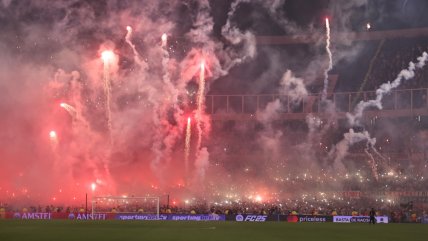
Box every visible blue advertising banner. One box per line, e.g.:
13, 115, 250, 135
226, 214, 280, 222
116, 214, 168, 220
297, 215, 331, 222
333, 216, 389, 223
169, 214, 225, 221
115, 214, 225, 221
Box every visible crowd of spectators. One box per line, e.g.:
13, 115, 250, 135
1, 194, 426, 223
4, 38, 428, 223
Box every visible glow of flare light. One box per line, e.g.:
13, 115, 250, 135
161, 33, 172, 86
49, 130, 57, 139
101, 50, 114, 143
161, 33, 168, 48
322, 18, 333, 100
101, 50, 114, 63
91, 182, 96, 192
196, 61, 206, 150
185, 117, 192, 176
49, 130, 58, 150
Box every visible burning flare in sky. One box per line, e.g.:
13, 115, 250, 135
322, 18, 333, 101
196, 61, 206, 150
185, 117, 192, 177
101, 50, 114, 143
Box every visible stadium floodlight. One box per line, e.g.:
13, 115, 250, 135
92, 196, 160, 219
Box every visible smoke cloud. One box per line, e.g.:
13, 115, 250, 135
1, 0, 427, 207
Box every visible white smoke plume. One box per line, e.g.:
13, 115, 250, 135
347, 52, 428, 126
2, 0, 427, 207
0, 0, 263, 204
193, 147, 210, 185
322, 18, 333, 101
364, 149, 379, 181
256, 99, 284, 160
331, 129, 376, 173
220, 0, 257, 73
125, 26, 147, 69
279, 70, 308, 103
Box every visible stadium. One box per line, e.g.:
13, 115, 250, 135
0, 0, 428, 240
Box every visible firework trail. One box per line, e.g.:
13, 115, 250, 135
59, 102, 76, 117
125, 26, 146, 68
161, 33, 169, 78
364, 149, 379, 181
185, 117, 192, 176
336, 50, 428, 179
161, 33, 174, 92
149, 33, 180, 182
332, 129, 376, 173
60, 101, 91, 132
372, 147, 388, 167
196, 61, 206, 150
333, 126, 384, 180
347, 52, 428, 126
101, 50, 114, 143
322, 18, 333, 101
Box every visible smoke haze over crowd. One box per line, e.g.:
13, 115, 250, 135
1, 0, 428, 206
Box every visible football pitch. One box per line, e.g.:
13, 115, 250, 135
0, 220, 426, 241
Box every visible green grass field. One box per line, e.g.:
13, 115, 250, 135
0, 220, 427, 241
